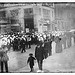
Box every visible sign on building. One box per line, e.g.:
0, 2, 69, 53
26, 28, 29, 33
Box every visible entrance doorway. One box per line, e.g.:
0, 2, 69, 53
24, 18, 34, 33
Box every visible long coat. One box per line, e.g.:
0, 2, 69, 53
44, 41, 52, 57
35, 46, 45, 60
0, 48, 9, 62
20, 38, 26, 47
56, 39, 62, 53
47, 41, 52, 55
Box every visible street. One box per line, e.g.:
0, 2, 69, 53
7, 45, 36, 72
0, 2, 75, 73
35, 45, 75, 73
8, 34, 75, 73
6, 44, 75, 73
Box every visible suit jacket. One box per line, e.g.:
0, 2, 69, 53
35, 46, 45, 60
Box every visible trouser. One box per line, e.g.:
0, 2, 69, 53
21, 49, 26, 53
13, 44, 15, 51
15, 45, 18, 51
30, 65, 34, 72
0, 61, 8, 73
48, 50, 52, 56
7, 44, 11, 51
13, 45, 18, 51
21, 45, 26, 53
45, 51, 48, 59
37, 60, 43, 70
28, 41, 31, 48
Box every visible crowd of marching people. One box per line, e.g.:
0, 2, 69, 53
0, 33, 36, 53
0, 32, 55, 73
0, 31, 69, 73
0, 30, 75, 73
0, 32, 54, 53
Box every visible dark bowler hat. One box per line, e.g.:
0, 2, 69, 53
29, 53, 33, 56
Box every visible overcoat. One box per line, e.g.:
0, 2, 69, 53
35, 46, 45, 60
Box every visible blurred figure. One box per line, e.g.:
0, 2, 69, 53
27, 53, 36, 72
44, 39, 49, 58
55, 36, 62, 53
20, 37, 26, 53
7, 37, 11, 51
0, 45, 9, 73
13, 36, 18, 51
51, 36, 56, 55
35, 42, 45, 72
47, 39, 52, 56
27, 36, 31, 49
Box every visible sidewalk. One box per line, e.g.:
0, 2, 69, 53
0, 45, 36, 73
14, 45, 75, 73
42, 45, 75, 73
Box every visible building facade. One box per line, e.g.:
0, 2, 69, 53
0, 3, 55, 34
54, 3, 75, 32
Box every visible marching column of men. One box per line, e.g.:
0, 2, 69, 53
10, 35, 32, 53
20, 37, 26, 53
7, 33, 53, 56
0, 33, 53, 56
0, 33, 55, 72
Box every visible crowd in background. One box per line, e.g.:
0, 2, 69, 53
0, 31, 75, 54
0, 31, 75, 72
0, 31, 73, 53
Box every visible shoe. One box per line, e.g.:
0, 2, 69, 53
37, 70, 42, 73
30, 70, 33, 72
41, 70, 44, 73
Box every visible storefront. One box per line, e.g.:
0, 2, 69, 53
0, 4, 54, 34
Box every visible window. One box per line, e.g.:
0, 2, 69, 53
29, 8, 33, 14
11, 19, 18, 24
43, 9, 50, 19
43, 9, 47, 15
24, 8, 33, 18
10, 9, 20, 18
0, 11, 6, 20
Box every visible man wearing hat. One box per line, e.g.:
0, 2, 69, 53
0, 45, 9, 73
27, 53, 36, 72
35, 42, 45, 72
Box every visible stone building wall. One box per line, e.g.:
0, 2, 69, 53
55, 4, 75, 31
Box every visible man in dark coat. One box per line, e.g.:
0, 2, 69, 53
0, 45, 9, 73
47, 39, 52, 56
13, 37, 18, 51
35, 42, 45, 72
44, 40, 49, 58
20, 37, 26, 53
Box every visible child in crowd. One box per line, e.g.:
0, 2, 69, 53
27, 53, 36, 72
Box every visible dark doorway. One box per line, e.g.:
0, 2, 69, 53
24, 18, 34, 32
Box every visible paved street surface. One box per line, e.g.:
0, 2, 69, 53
15, 45, 75, 73
35, 45, 75, 73
1, 45, 75, 73
7, 45, 36, 72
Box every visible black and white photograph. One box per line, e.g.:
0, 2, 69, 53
0, 1, 75, 73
